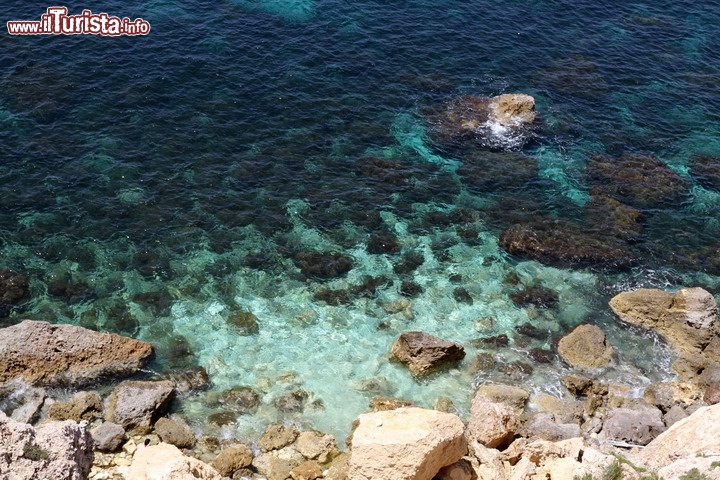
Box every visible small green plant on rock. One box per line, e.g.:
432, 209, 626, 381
679, 468, 711, 480
22, 442, 50, 461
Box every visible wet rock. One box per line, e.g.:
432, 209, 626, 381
510, 286, 559, 309
0, 411, 94, 480
561, 375, 608, 398
348, 407, 467, 480
0, 378, 45, 424
458, 151, 538, 192
293, 251, 354, 279
367, 230, 400, 254
226, 310, 260, 335
598, 406, 665, 446
48, 391, 103, 422
0, 269, 29, 316
155, 417, 196, 449
498, 360, 534, 378
557, 324, 615, 369
465, 353, 496, 374
585, 153, 689, 208
369, 396, 415, 411
515, 322, 550, 340
165, 366, 210, 394
400, 281, 424, 298
466, 393, 517, 449
469, 334, 509, 348
0, 320, 153, 387
585, 193, 644, 241
690, 153, 720, 191
423, 94, 536, 150
452, 287, 473, 305
275, 389, 309, 413
390, 331, 465, 375
105, 380, 175, 434
207, 411, 236, 427
475, 383, 529, 411
211, 444, 253, 477
219, 386, 261, 414
499, 218, 636, 271
91, 422, 126, 452
122, 442, 221, 480
609, 287, 720, 362
258, 424, 299, 452
529, 347, 555, 364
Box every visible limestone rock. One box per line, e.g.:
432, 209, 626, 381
517, 412, 582, 441
609, 287, 720, 361
598, 406, 665, 446
155, 417, 196, 449
635, 403, 720, 470
0, 411, 94, 480
657, 456, 720, 480
295, 430, 338, 463
290, 460, 323, 480
465, 394, 517, 449
489, 94, 536, 126
91, 422, 126, 452
0, 320, 153, 387
557, 324, 614, 369
48, 391, 103, 422
0, 378, 45, 424
435, 458, 475, 480
390, 331, 465, 375
258, 424, 300, 452
105, 380, 175, 434
121, 442, 221, 480
211, 444, 253, 477
252, 446, 305, 480
474, 383, 529, 412
348, 407, 467, 480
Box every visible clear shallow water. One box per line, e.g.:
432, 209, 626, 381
1, 0, 719, 443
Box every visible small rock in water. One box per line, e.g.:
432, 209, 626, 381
225, 311, 259, 335
452, 287, 473, 305
219, 386, 261, 414
275, 389, 309, 413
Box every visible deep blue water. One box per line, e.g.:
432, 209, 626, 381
2, 0, 720, 441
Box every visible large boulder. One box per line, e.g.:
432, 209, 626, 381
105, 380, 175, 434
390, 332, 465, 375
348, 407, 467, 480
609, 287, 720, 361
598, 407, 665, 446
423, 94, 536, 150
557, 324, 615, 369
634, 403, 720, 471
0, 411, 94, 480
0, 320, 153, 387
499, 218, 636, 271
465, 393, 517, 449
585, 153, 689, 208
120, 442, 222, 480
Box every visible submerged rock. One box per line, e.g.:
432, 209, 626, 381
457, 151, 538, 192
585, 153, 689, 208
348, 407, 467, 480
690, 153, 720, 191
390, 331, 465, 375
557, 324, 615, 369
510, 286, 559, 309
499, 217, 636, 271
293, 251, 354, 279
0, 268, 29, 316
219, 385, 261, 414
0, 320, 153, 387
225, 310, 260, 335
584, 193, 644, 241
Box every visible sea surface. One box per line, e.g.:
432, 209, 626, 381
2, 0, 720, 443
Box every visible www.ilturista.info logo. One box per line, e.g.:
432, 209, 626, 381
7, 7, 150, 36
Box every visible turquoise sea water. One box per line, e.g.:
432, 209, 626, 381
2, 0, 719, 442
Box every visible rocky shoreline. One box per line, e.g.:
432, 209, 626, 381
2, 285, 720, 480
